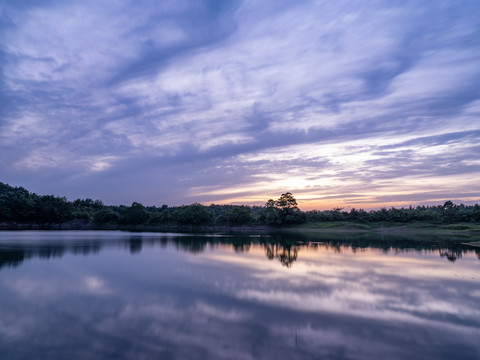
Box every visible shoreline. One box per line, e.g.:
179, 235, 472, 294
1, 221, 480, 235
285, 222, 480, 236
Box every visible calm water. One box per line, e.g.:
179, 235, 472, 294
0, 230, 479, 360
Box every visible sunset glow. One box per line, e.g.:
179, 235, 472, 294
1, 1, 479, 208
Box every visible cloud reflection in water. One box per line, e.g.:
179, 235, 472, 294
0, 231, 479, 359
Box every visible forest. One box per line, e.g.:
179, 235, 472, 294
1, 182, 479, 227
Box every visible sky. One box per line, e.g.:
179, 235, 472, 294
1, 0, 480, 210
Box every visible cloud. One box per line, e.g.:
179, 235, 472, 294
1, 0, 479, 207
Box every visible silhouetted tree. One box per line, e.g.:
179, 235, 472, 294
174, 203, 214, 225
93, 209, 120, 223
120, 202, 149, 225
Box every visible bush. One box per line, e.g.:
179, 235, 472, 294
93, 209, 120, 223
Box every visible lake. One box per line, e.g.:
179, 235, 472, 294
0, 230, 479, 359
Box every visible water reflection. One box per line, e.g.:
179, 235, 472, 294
0, 230, 479, 271
0, 231, 479, 359
265, 243, 298, 267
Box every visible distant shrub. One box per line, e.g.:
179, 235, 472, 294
93, 209, 120, 223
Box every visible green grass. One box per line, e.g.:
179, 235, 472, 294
441, 224, 476, 230
295, 221, 480, 233
300, 222, 374, 230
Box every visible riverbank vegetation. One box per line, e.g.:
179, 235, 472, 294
1, 182, 479, 229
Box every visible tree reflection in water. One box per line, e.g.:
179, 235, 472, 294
265, 243, 298, 267
1, 231, 479, 360
0, 230, 479, 271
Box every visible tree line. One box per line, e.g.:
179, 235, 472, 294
1, 182, 479, 227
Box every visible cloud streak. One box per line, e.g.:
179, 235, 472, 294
1, 0, 479, 208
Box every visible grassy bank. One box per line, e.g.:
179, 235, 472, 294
287, 222, 480, 238
2, 220, 480, 234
